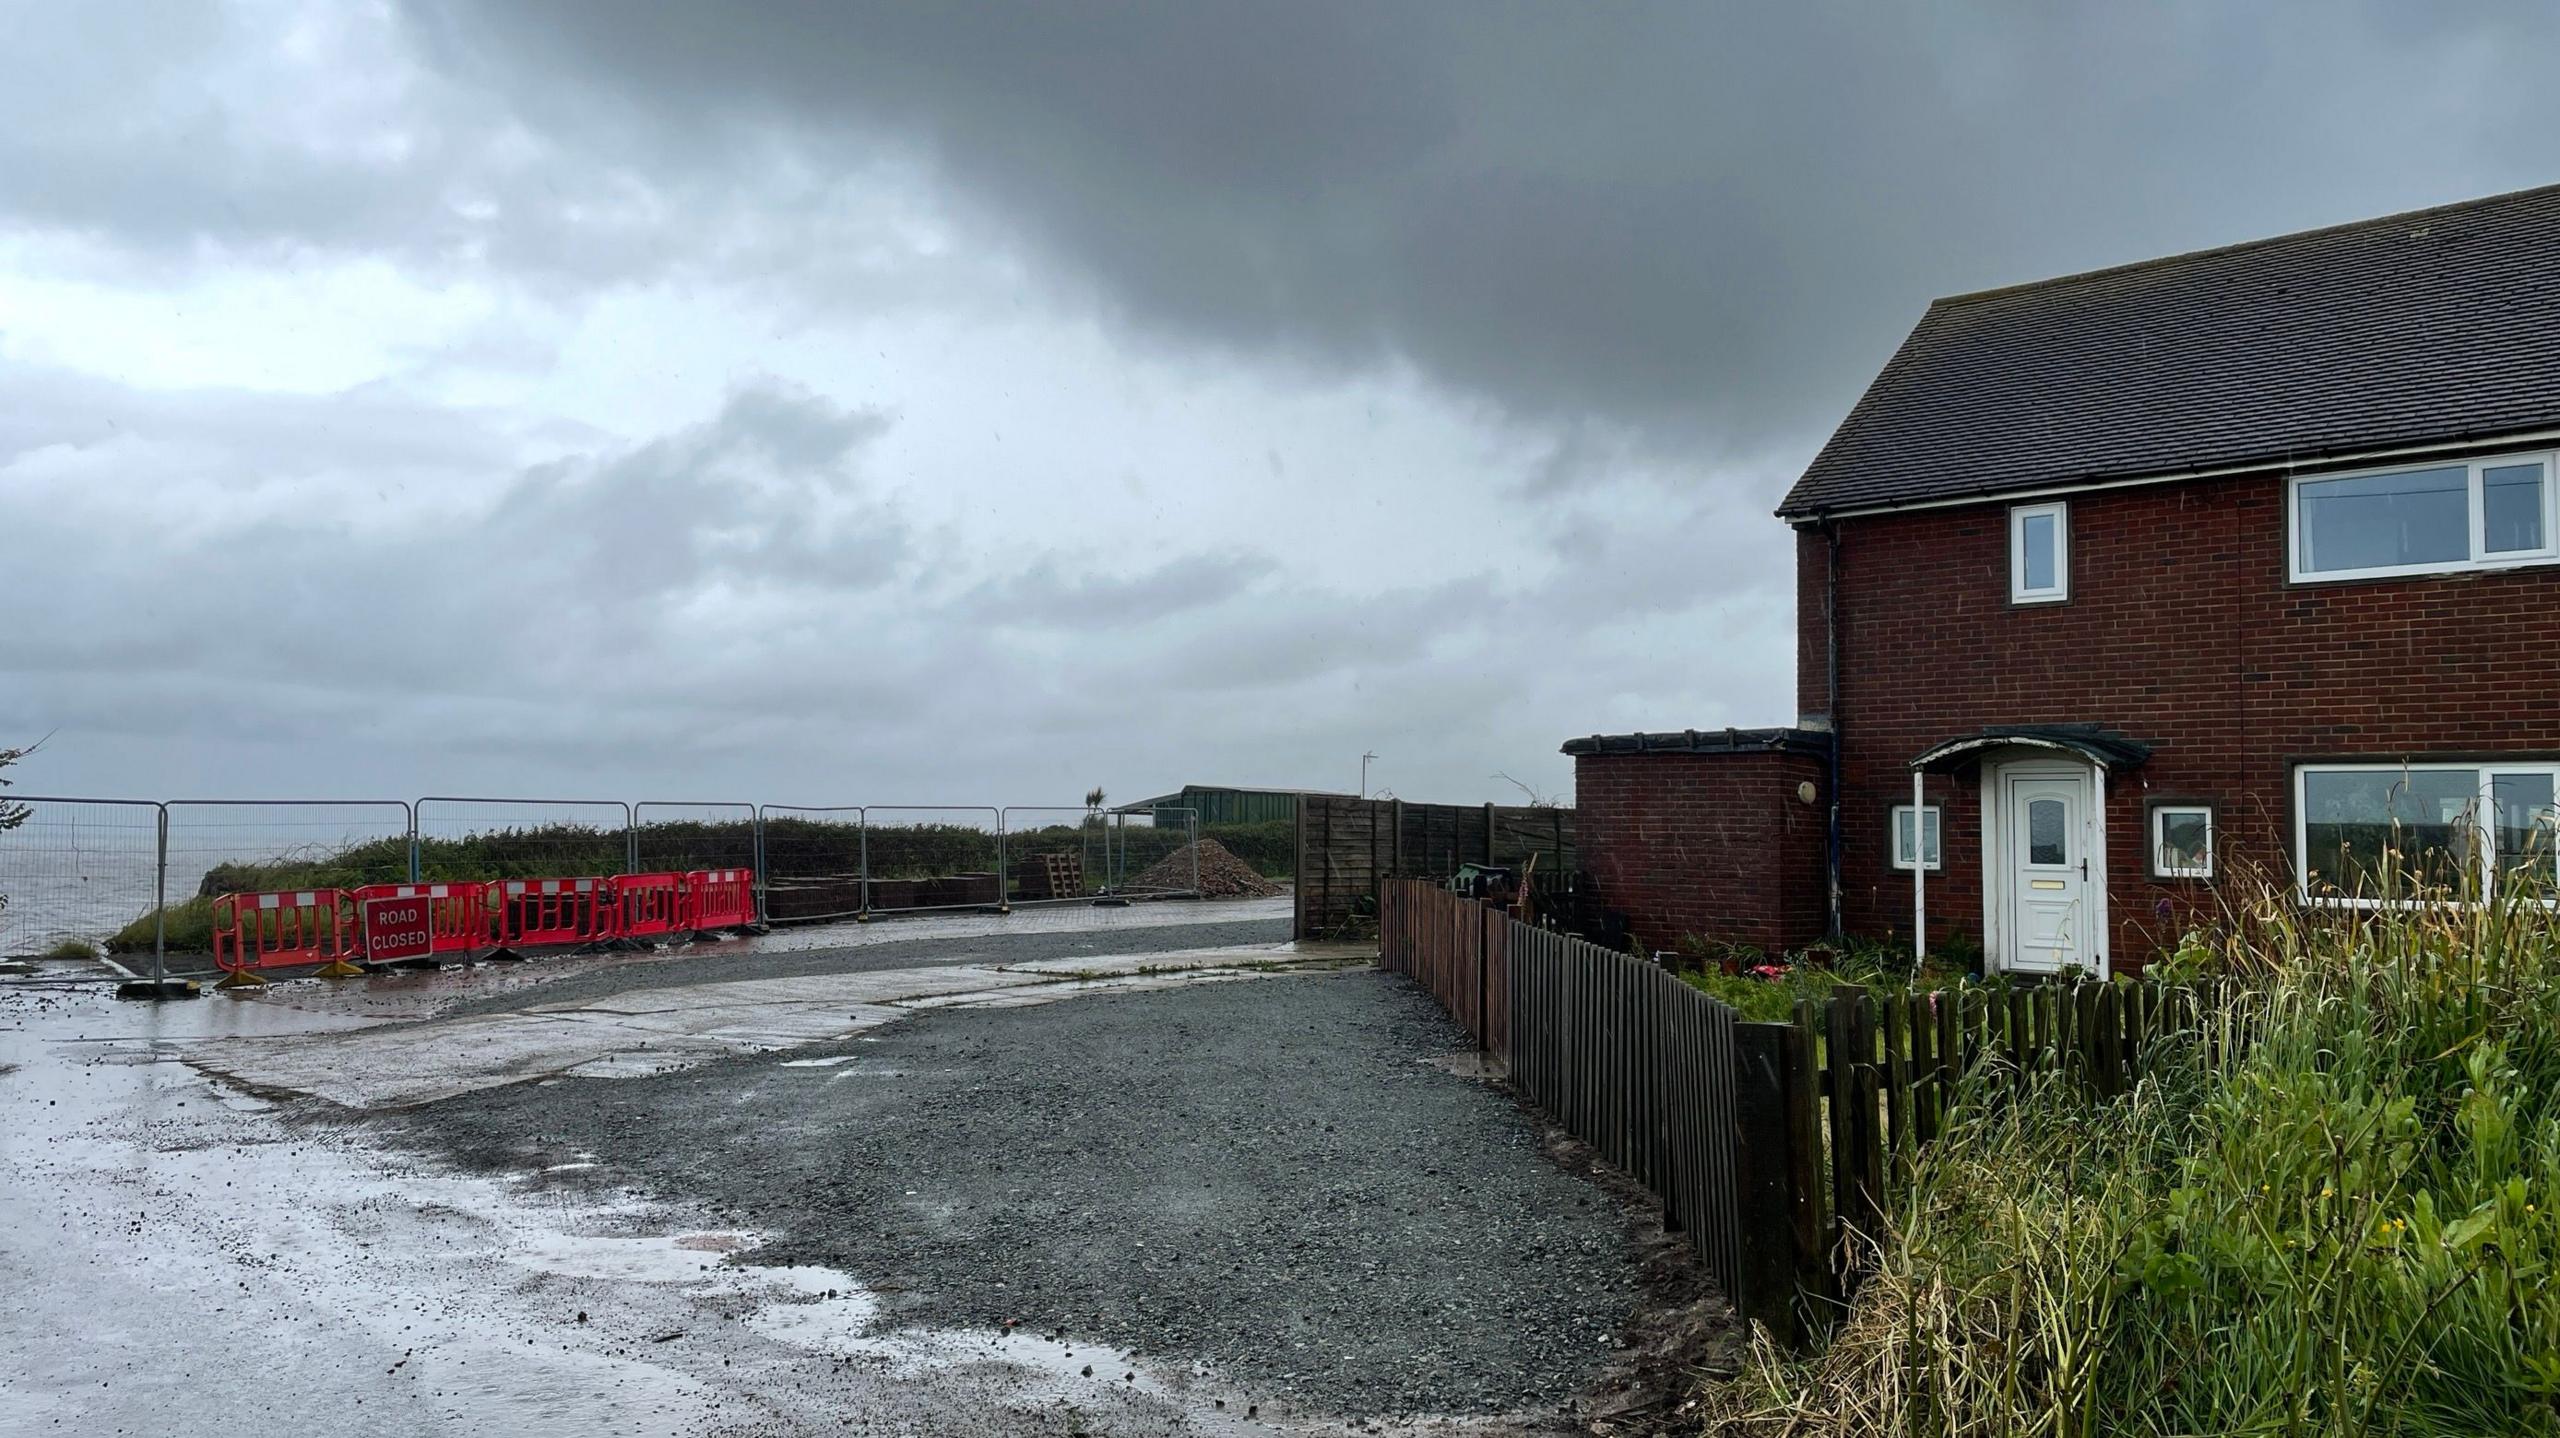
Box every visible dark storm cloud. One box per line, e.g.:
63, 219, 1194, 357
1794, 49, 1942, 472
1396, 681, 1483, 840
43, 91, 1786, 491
402, 0, 2560, 456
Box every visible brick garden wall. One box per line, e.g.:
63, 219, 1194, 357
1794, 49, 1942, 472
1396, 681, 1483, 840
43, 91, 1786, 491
1800, 462, 2560, 969
1574, 749, 1831, 958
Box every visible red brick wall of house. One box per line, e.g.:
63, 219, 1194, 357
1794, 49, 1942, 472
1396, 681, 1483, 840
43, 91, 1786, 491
1574, 750, 1832, 957
1798, 466, 2560, 970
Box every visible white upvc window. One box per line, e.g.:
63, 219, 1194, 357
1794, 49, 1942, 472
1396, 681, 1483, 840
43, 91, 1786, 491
1890, 804, 1942, 871
2294, 762, 2560, 903
2151, 804, 2214, 880
2010, 501, 2069, 603
2289, 449, 2560, 582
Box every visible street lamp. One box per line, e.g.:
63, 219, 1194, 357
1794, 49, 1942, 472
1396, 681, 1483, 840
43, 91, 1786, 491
1359, 751, 1378, 798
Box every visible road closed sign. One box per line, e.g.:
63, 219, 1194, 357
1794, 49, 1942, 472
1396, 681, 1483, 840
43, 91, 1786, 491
361, 894, 435, 964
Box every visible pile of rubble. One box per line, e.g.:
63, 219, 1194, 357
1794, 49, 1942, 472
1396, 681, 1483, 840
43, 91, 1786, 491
1131, 839, 1284, 898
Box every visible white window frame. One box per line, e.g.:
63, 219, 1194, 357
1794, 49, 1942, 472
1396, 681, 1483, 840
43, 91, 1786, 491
1890, 803, 1942, 871
2009, 501, 2070, 603
2287, 448, 2560, 583
2150, 804, 2214, 880
2292, 761, 2560, 905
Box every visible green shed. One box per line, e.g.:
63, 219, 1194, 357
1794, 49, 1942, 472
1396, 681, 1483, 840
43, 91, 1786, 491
1118, 785, 1348, 827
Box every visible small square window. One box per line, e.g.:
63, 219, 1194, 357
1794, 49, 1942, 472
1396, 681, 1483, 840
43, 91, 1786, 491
1891, 805, 1941, 871
2151, 804, 2214, 880
2010, 501, 2070, 603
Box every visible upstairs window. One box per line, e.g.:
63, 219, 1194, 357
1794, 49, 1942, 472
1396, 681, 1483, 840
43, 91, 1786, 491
2010, 501, 2069, 603
2291, 451, 2558, 581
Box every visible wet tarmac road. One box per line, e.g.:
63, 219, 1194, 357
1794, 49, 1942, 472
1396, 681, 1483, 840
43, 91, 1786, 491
2, 903, 1647, 1436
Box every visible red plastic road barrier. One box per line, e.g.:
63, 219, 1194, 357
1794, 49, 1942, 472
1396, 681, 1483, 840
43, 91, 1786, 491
611, 872, 685, 940
491, 877, 614, 950
683, 869, 756, 931
359, 894, 435, 965
211, 889, 361, 986
351, 882, 490, 962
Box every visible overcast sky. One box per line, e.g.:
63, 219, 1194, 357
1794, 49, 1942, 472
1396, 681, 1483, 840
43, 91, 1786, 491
5, 2, 2558, 809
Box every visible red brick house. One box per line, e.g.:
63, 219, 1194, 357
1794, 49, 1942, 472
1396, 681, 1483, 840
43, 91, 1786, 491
1574, 184, 2560, 975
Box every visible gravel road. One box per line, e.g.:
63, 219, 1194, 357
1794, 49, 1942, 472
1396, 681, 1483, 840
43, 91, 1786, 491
389, 964, 1646, 1426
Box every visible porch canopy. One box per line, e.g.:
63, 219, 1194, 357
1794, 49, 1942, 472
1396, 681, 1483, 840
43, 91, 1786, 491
1908, 723, 2152, 773
1900, 724, 2150, 968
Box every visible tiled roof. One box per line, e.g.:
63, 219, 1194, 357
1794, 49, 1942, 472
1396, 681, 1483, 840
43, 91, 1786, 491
1780, 184, 2560, 517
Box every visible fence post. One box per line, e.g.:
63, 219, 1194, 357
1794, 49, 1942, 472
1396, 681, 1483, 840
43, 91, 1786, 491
752, 808, 769, 923
408, 804, 422, 884
1475, 902, 1490, 1052
623, 803, 638, 876
1781, 1009, 1838, 1329
151, 804, 169, 986
1733, 1023, 1806, 1348
1291, 797, 1308, 938
1482, 801, 1495, 864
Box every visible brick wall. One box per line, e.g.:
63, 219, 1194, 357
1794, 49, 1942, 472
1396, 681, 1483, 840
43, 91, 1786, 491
1575, 749, 1831, 957
1799, 465, 2560, 969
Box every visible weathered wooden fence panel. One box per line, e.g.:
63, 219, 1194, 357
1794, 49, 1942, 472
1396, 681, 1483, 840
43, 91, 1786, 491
1380, 877, 1491, 1051
1297, 798, 1574, 938
1796, 980, 2189, 1316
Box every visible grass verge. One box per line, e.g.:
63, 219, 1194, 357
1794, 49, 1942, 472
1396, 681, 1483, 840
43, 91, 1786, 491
1703, 877, 2560, 1436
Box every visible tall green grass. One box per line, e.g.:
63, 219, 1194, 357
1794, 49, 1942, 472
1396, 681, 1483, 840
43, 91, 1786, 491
1707, 868, 2560, 1436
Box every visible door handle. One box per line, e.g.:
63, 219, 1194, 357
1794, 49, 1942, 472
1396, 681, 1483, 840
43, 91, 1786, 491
2079, 858, 2089, 879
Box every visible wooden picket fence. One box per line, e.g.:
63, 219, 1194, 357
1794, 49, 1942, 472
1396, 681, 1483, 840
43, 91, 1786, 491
1379, 876, 2196, 1345
1380, 879, 1743, 1316
1790, 980, 2192, 1317
1377, 876, 1508, 1052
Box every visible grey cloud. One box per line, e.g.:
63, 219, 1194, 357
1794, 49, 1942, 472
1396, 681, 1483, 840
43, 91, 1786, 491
397, 1, 2560, 459
25, 3, 2532, 809
489, 379, 907, 602
961, 553, 1274, 628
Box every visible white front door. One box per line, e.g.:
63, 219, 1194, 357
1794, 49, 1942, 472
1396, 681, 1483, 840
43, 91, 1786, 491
1990, 764, 2105, 974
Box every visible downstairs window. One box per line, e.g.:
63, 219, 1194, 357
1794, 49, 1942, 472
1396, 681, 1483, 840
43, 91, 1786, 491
2295, 763, 2560, 901
1891, 804, 1942, 871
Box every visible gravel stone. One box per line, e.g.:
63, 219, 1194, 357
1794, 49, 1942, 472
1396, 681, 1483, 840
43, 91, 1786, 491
390, 956, 1645, 1422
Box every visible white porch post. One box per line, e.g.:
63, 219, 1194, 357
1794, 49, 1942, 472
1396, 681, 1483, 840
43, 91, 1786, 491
2094, 763, 2109, 977
1912, 768, 1927, 967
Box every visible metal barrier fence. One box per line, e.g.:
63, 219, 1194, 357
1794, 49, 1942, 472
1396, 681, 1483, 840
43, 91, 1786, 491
0, 797, 164, 964
167, 798, 413, 897
415, 797, 636, 881
858, 807, 1005, 915
757, 805, 865, 924
634, 801, 758, 876
1, 794, 1238, 966
998, 807, 1111, 905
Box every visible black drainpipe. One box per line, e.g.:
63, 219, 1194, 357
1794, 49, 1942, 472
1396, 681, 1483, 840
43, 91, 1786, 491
1824, 520, 1845, 941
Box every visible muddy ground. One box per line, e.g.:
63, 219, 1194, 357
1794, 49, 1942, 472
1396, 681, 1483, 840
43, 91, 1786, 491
3, 902, 1727, 1436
